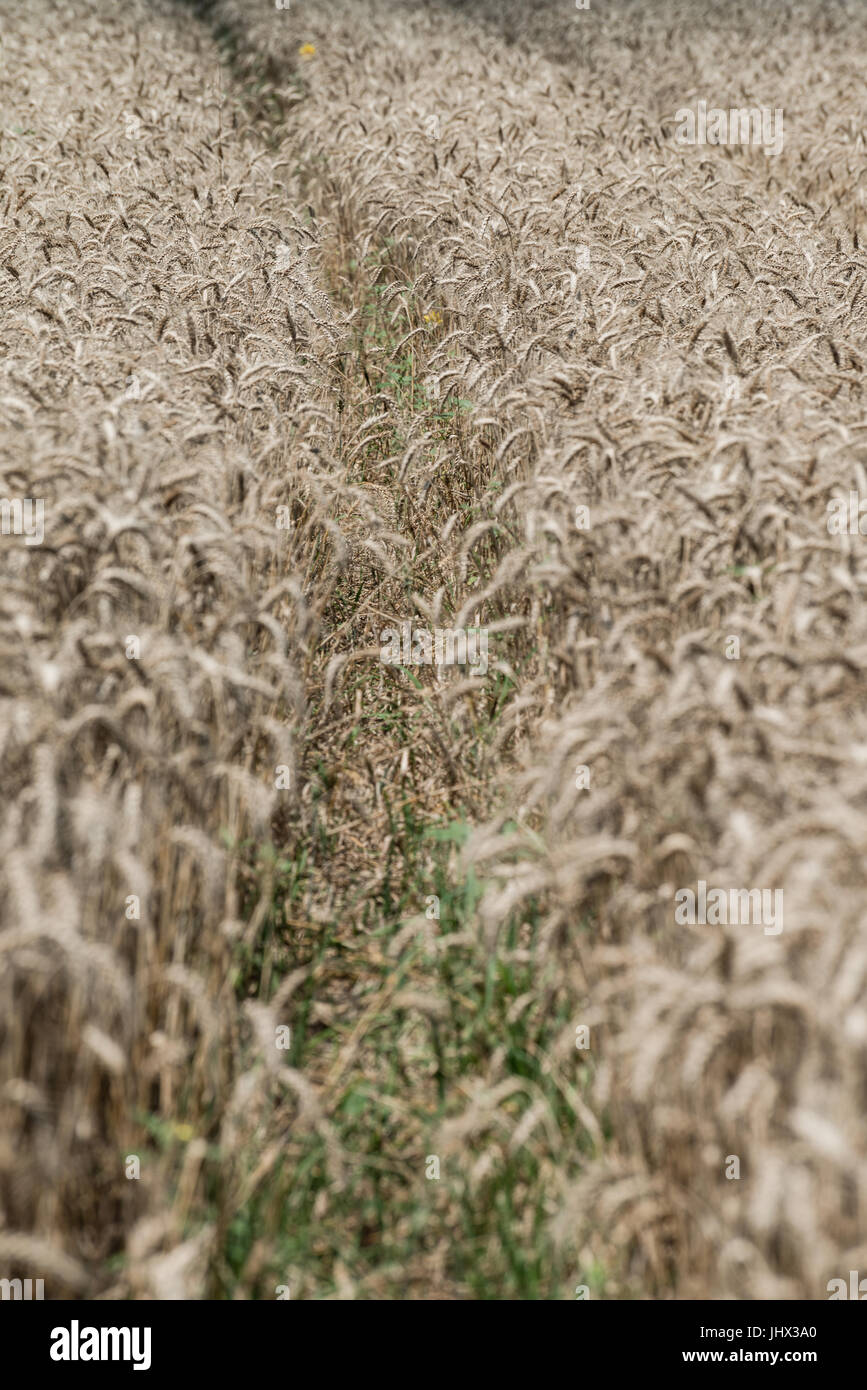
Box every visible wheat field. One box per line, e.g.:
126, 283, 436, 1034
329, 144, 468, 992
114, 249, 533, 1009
1, 0, 866, 1300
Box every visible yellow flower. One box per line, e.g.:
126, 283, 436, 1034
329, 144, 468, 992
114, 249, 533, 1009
171, 1122, 194, 1142
424, 310, 443, 327
298, 43, 316, 59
